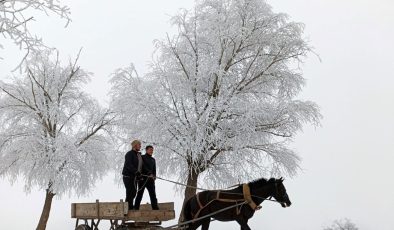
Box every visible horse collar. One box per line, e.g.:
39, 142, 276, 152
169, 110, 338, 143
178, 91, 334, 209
243, 184, 260, 210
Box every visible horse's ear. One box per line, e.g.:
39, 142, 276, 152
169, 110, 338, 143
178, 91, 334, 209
279, 177, 284, 182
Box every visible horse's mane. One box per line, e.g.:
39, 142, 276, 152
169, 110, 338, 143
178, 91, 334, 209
245, 177, 276, 190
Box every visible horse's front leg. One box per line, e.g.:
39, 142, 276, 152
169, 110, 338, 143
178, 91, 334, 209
236, 217, 251, 230
201, 218, 211, 230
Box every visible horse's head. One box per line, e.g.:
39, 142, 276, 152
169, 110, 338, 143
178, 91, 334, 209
271, 177, 291, 208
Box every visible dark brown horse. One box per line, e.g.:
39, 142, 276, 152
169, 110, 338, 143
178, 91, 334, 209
182, 177, 291, 230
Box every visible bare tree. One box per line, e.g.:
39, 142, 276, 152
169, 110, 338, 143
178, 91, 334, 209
0, 49, 116, 230
324, 218, 359, 230
0, 0, 70, 66
110, 0, 321, 219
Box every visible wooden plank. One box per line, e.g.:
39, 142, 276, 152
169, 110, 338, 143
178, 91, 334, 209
139, 202, 174, 211
126, 210, 175, 222
71, 202, 128, 219
71, 201, 174, 221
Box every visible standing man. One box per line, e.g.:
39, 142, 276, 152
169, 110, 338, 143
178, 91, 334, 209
122, 140, 143, 210
134, 145, 159, 210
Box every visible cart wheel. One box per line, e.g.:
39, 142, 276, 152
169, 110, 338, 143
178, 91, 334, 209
75, 224, 92, 230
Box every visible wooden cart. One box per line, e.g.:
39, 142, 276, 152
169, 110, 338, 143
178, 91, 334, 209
71, 200, 176, 230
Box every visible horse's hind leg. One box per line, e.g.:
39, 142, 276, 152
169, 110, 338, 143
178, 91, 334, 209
201, 219, 211, 230
187, 221, 203, 230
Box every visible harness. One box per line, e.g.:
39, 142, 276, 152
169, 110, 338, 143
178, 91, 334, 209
192, 184, 262, 220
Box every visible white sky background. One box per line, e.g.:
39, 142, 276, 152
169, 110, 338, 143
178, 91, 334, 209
1, 0, 394, 229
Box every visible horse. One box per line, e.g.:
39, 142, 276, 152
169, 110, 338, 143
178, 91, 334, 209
182, 177, 291, 230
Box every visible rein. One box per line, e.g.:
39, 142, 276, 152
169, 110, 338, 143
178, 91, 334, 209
148, 174, 282, 204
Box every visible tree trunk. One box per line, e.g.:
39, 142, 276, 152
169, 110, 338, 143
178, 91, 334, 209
36, 189, 55, 230
178, 169, 199, 223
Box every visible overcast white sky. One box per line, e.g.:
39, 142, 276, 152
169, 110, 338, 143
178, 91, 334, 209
1, 0, 394, 229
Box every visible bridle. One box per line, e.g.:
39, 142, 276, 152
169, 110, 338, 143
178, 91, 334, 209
267, 181, 281, 202
245, 180, 282, 204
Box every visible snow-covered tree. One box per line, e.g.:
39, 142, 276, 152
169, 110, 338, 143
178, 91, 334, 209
110, 0, 320, 217
324, 219, 359, 230
0, 49, 116, 230
0, 0, 70, 66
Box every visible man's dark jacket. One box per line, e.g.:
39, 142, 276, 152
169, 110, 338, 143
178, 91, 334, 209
122, 150, 142, 176
142, 154, 156, 176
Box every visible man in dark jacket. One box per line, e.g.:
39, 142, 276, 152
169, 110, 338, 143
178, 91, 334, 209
134, 145, 159, 210
122, 140, 144, 210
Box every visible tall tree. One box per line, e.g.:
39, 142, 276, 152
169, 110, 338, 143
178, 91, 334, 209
110, 0, 320, 219
0, 0, 70, 66
0, 49, 116, 230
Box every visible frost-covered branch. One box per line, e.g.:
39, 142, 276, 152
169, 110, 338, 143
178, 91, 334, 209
0, 0, 71, 67
78, 110, 117, 146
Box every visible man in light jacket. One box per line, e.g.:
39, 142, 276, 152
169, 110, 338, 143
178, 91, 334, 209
122, 140, 144, 210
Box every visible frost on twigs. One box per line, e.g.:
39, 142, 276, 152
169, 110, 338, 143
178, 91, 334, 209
0, 0, 71, 69
0, 49, 116, 197
324, 219, 359, 230
110, 0, 321, 190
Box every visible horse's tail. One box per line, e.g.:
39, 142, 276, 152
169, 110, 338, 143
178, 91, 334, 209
183, 196, 194, 226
